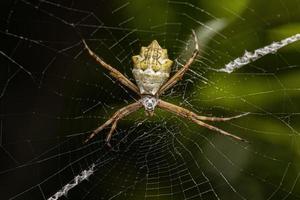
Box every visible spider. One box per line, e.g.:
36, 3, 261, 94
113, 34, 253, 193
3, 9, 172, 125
82, 30, 247, 147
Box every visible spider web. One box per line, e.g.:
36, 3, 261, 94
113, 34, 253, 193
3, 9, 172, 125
1, 0, 300, 199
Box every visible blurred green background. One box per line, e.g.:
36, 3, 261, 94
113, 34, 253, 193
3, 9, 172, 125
1, 0, 300, 199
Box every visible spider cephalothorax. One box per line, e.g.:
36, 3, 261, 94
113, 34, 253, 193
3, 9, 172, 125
140, 95, 158, 116
82, 30, 248, 146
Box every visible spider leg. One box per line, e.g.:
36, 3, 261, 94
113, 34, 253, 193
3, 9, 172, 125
158, 30, 199, 95
84, 101, 142, 145
82, 40, 140, 95
105, 121, 118, 147
157, 99, 248, 142
194, 112, 250, 122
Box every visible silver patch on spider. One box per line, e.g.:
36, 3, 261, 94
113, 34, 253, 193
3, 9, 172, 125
132, 68, 169, 95
141, 96, 158, 111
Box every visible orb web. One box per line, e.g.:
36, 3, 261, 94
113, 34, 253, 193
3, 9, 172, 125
1, 0, 300, 200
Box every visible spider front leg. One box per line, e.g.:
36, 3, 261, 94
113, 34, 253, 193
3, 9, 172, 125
82, 39, 140, 95
85, 101, 142, 146
157, 100, 248, 142
158, 30, 199, 95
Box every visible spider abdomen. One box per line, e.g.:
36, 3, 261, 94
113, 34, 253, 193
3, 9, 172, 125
132, 68, 169, 95
132, 40, 173, 95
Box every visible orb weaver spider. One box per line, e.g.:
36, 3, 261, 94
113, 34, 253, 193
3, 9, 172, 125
83, 30, 248, 146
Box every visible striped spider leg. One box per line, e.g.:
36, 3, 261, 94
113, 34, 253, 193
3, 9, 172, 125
82, 39, 140, 94
157, 30, 199, 96
157, 100, 248, 142
84, 102, 142, 147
